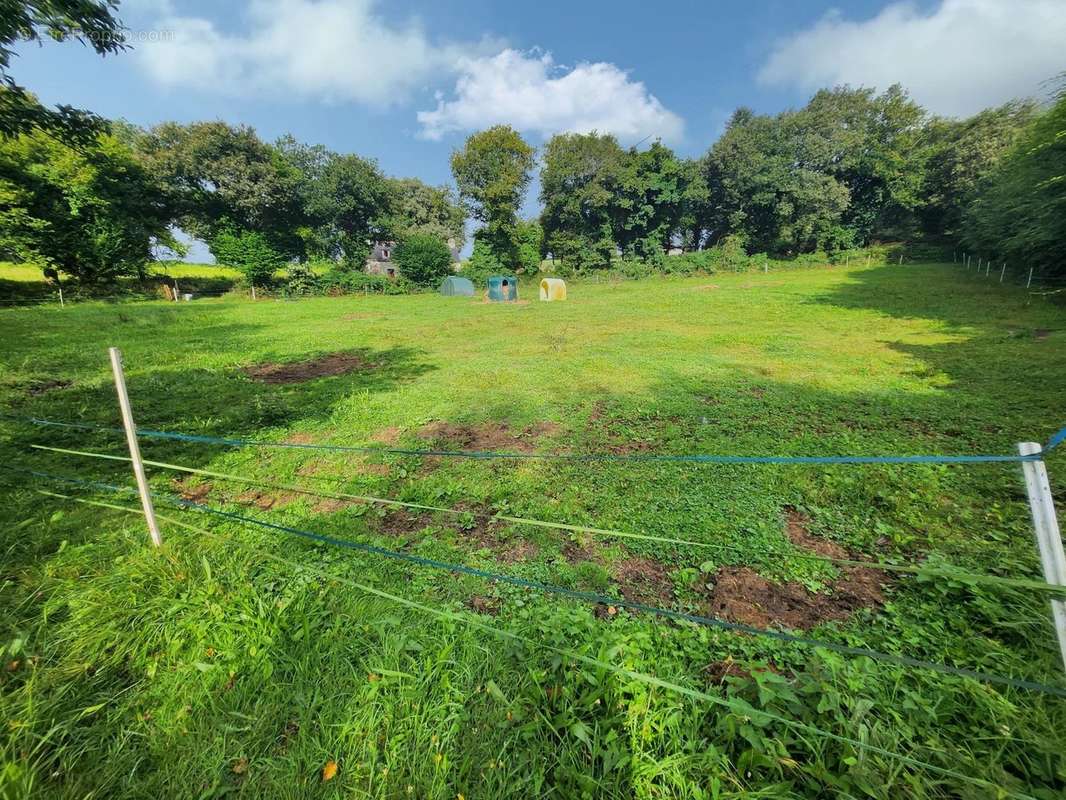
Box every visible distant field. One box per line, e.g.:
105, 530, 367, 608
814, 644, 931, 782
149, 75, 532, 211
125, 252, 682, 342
0, 261, 241, 302
1, 263, 1064, 798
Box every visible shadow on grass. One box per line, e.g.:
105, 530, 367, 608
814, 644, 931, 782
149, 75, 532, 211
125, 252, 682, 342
2, 341, 437, 508
809, 264, 1066, 446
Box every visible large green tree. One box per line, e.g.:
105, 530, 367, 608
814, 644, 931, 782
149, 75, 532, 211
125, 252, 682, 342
450, 125, 534, 270
384, 177, 465, 248
539, 131, 623, 271
704, 108, 850, 254
303, 153, 391, 267
1, 1, 125, 144
797, 85, 928, 243
611, 140, 686, 258
0, 127, 178, 283
919, 101, 1036, 239
961, 88, 1066, 277
135, 121, 305, 261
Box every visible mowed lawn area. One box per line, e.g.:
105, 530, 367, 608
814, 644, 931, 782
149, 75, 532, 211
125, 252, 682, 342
1, 263, 1064, 798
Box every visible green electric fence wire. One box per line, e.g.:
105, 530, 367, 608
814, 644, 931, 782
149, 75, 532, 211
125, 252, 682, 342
30, 487, 1042, 800
19, 464, 1066, 699
25, 444, 1066, 596
7, 411, 1065, 462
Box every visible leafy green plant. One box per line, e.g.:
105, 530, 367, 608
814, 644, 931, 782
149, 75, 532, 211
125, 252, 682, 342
392, 233, 453, 286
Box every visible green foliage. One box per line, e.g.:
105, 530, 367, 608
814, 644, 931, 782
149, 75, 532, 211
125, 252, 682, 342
462, 230, 504, 284
282, 262, 321, 296
209, 229, 286, 287
136, 121, 305, 258
392, 233, 453, 286
320, 267, 413, 295
961, 86, 1066, 278
451, 125, 535, 269
515, 219, 543, 274
302, 152, 391, 267
0, 1, 125, 144
384, 177, 465, 248
0, 127, 177, 284
540, 132, 624, 271
704, 107, 850, 254
919, 101, 1036, 239
613, 141, 685, 257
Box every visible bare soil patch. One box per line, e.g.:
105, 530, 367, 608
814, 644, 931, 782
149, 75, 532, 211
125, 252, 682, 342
284, 431, 319, 445
702, 506, 887, 630
466, 595, 501, 616
561, 538, 601, 564
1034, 329, 1051, 340
418, 420, 560, 453
453, 504, 538, 563
235, 489, 298, 511
173, 478, 213, 503
613, 556, 674, 604
244, 351, 379, 384
783, 506, 849, 559
26, 378, 72, 396
312, 497, 363, 514
374, 509, 431, 536
705, 565, 885, 631
370, 426, 402, 445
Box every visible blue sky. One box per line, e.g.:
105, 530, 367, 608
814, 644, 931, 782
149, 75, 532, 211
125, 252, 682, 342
11, 0, 1065, 258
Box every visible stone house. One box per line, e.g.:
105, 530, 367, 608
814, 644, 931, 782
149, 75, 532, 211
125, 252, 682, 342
365, 238, 461, 278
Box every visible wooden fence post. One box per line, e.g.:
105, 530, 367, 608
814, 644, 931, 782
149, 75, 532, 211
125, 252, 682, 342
1018, 442, 1066, 672
109, 347, 162, 547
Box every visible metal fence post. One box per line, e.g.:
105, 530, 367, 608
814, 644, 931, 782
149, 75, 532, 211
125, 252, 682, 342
1018, 442, 1066, 671
1000, 263, 1006, 283
109, 347, 162, 547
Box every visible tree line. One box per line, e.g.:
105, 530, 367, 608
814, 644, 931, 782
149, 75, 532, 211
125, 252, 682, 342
0, 2, 1062, 288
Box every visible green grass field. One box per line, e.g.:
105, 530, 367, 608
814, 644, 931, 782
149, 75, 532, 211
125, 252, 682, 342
1, 263, 1064, 798
0, 262, 242, 303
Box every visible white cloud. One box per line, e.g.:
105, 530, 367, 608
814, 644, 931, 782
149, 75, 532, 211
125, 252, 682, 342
758, 0, 1066, 117
136, 0, 493, 106
416, 49, 684, 143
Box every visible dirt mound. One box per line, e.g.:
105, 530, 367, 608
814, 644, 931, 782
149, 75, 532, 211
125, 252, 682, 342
26, 378, 71, 396
174, 478, 213, 503
418, 420, 560, 453
452, 504, 538, 563
312, 497, 362, 514
244, 351, 379, 384
613, 557, 673, 604
374, 509, 431, 536
783, 506, 849, 559
235, 488, 298, 510
561, 538, 601, 564
702, 505, 887, 630
705, 565, 885, 631
467, 595, 501, 615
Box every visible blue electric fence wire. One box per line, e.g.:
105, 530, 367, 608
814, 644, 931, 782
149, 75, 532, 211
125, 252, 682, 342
12, 464, 1066, 700
4, 412, 1065, 464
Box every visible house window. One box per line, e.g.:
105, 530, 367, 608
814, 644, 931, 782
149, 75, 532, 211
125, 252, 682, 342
382, 249, 390, 259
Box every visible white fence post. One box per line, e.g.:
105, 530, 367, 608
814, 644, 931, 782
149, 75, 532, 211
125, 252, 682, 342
1018, 442, 1066, 671
109, 347, 162, 547
999, 263, 1006, 283
1027, 267, 1034, 289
